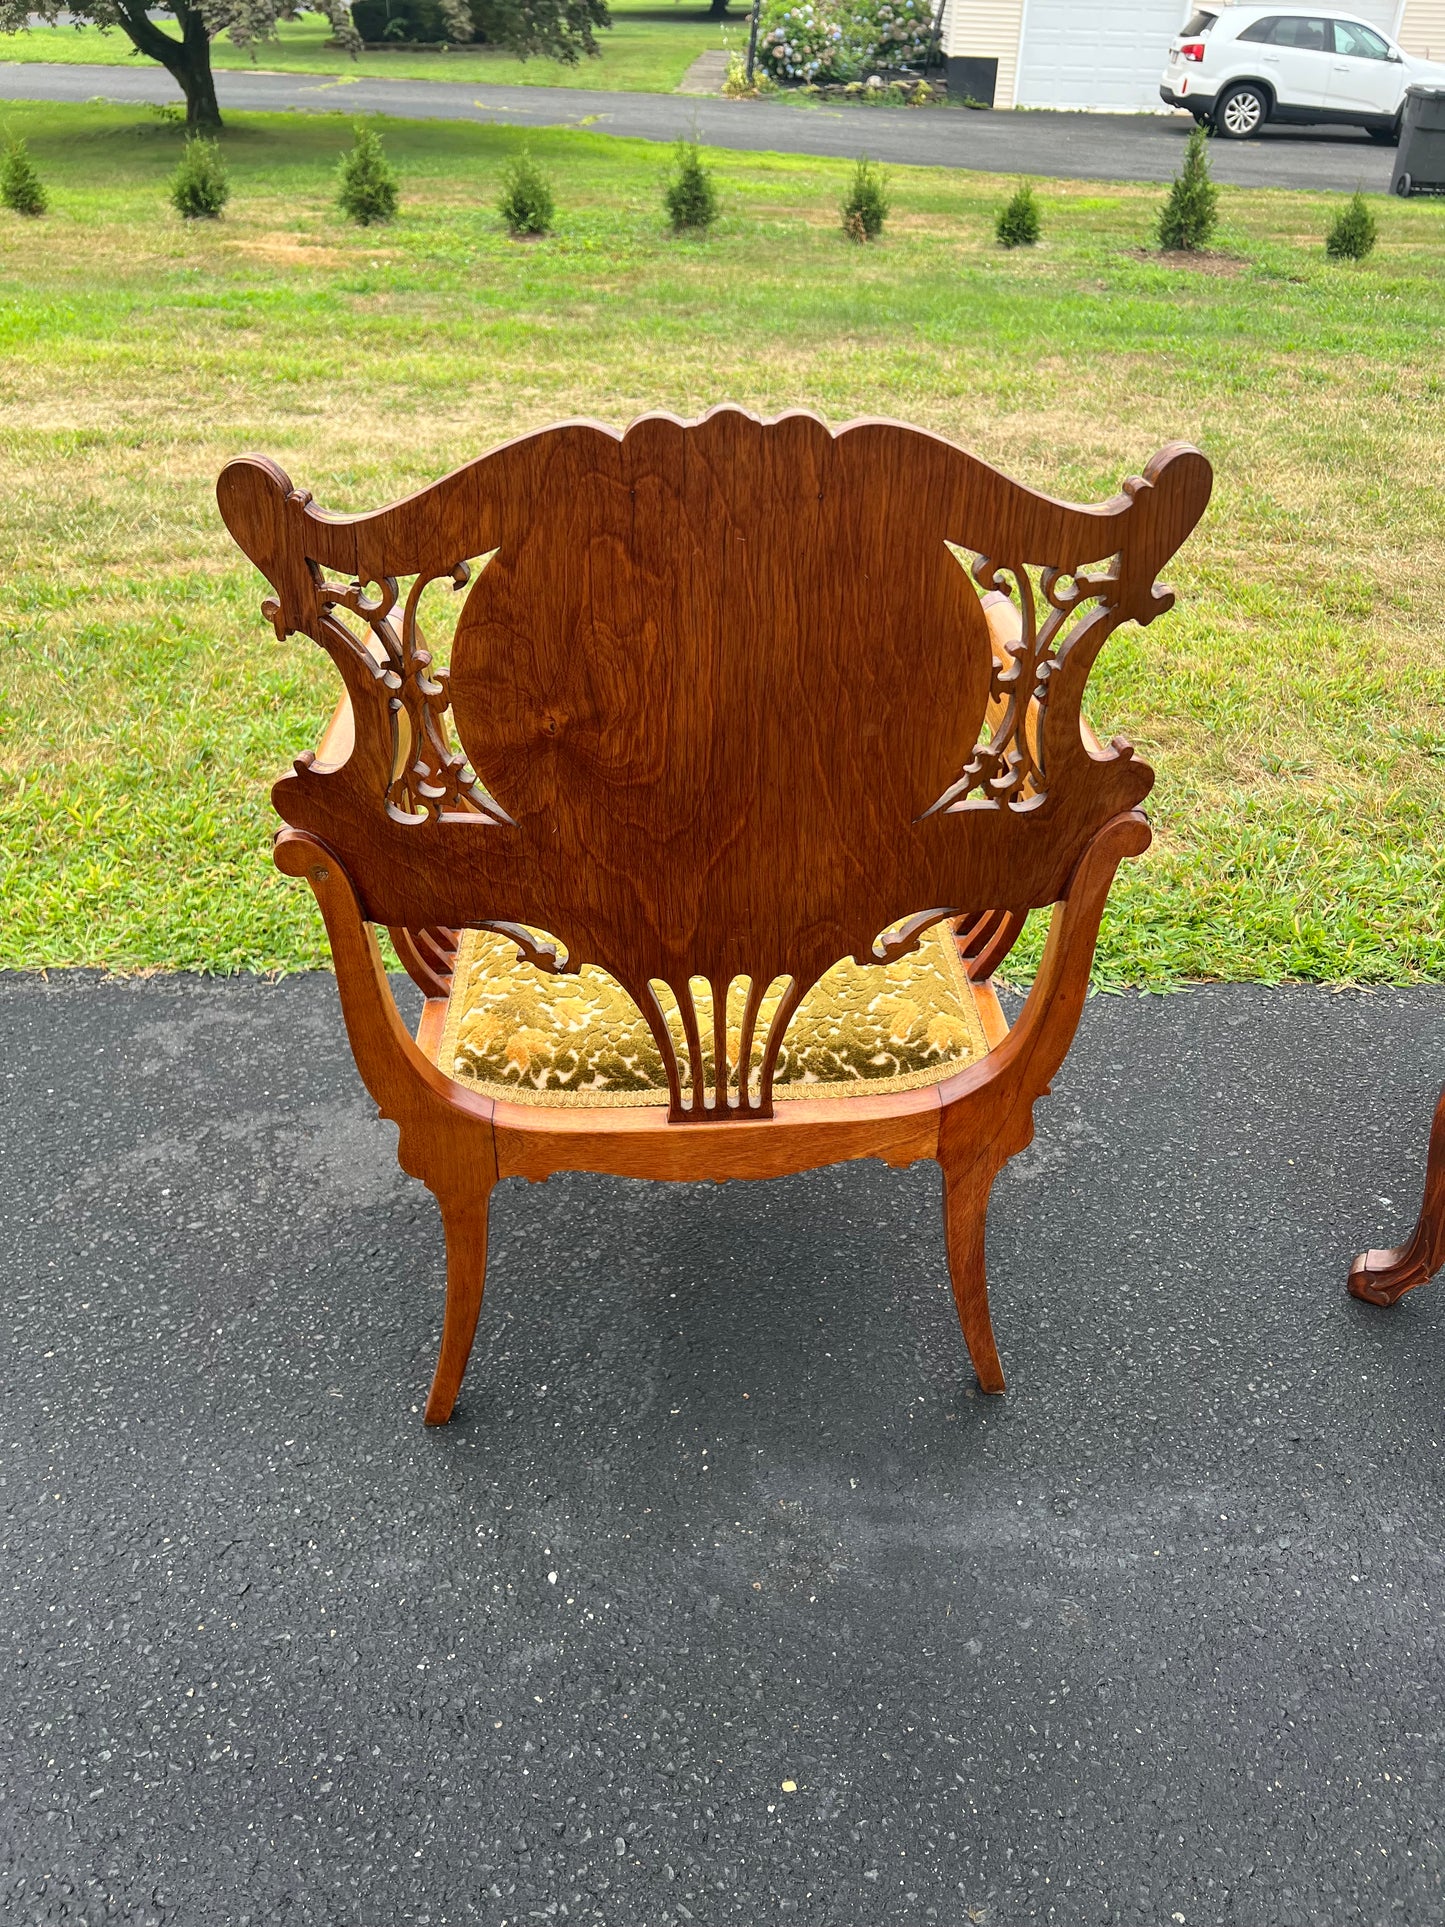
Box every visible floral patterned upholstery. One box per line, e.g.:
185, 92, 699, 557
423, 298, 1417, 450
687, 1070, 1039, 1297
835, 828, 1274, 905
436, 922, 989, 1108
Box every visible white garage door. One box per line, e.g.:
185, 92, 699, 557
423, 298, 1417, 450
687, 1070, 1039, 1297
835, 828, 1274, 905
1014, 0, 1197, 110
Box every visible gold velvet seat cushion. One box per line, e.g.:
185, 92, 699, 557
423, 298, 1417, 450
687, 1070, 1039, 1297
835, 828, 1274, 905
436, 922, 989, 1108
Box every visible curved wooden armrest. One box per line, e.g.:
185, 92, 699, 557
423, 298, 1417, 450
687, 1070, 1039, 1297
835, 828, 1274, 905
980, 587, 1018, 666
316, 691, 355, 770
937, 808, 1151, 1149
314, 619, 394, 770
999, 810, 1150, 1083
273, 830, 495, 1195
953, 593, 1123, 1006
416, 996, 451, 1063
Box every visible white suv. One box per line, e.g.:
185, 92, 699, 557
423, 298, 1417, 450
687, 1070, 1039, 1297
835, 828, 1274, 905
1160, 6, 1445, 141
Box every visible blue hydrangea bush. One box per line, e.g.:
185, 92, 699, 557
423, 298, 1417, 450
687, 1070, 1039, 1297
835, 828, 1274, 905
758, 1, 855, 82
757, 0, 933, 83
857, 0, 933, 65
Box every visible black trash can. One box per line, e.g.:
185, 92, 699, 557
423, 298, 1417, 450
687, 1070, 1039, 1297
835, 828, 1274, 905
1392, 84, 1445, 197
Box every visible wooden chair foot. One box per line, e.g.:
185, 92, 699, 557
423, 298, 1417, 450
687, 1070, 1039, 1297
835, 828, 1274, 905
1347, 1085, 1445, 1310
424, 1190, 493, 1425
1348, 1244, 1435, 1308
941, 1156, 1007, 1395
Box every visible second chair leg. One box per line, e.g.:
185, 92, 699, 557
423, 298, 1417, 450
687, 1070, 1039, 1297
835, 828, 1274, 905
940, 1153, 1007, 1394
424, 1185, 494, 1426
1349, 1083, 1445, 1307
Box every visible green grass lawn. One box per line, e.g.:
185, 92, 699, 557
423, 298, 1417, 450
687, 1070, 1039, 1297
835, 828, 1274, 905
0, 2, 731, 93
2, 102, 1444, 984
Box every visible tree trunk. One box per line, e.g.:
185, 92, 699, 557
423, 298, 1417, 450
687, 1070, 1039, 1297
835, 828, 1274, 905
706, 0, 731, 16
177, 6, 223, 128
116, 0, 223, 129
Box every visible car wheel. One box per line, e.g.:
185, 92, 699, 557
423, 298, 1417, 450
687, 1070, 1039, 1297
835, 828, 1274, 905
1215, 83, 1268, 139
1192, 110, 1210, 126
1367, 116, 1401, 145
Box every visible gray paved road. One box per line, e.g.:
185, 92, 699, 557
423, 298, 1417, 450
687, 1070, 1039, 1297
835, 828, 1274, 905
4, 971, 1445, 1922
0, 59, 1405, 189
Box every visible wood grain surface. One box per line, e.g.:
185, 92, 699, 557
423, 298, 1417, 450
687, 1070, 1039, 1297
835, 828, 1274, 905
225, 409, 1210, 1420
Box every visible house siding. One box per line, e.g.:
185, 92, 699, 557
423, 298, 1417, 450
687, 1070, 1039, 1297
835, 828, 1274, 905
1400, 0, 1445, 59
943, 0, 1026, 107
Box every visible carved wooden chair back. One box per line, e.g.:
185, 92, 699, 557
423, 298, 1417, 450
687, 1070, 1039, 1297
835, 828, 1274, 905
219, 408, 1211, 1124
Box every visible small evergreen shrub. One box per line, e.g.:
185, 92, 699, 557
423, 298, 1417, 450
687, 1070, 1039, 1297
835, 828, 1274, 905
498, 150, 554, 236
337, 122, 399, 226
664, 140, 719, 233
1157, 123, 1217, 251
169, 137, 229, 220
840, 156, 887, 241
0, 135, 47, 216
995, 180, 1040, 248
1325, 188, 1377, 261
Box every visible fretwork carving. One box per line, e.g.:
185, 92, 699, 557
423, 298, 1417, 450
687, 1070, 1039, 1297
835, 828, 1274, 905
925, 557, 1133, 816
310, 560, 508, 825
221, 410, 1211, 1125
223, 414, 1214, 1424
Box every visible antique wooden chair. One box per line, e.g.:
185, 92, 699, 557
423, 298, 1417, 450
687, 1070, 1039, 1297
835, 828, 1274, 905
218, 408, 1210, 1424
1349, 1087, 1445, 1306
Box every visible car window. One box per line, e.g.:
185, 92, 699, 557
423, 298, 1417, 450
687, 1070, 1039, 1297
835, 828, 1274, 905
1267, 15, 1331, 49
1333, 19, 1390, 57
1180, 9, 1217, 31
1237, 16, 1281, 42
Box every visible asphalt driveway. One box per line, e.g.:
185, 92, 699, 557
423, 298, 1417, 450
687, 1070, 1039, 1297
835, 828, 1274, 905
0, 60, 1406, 189
3, 970, 1445, 1922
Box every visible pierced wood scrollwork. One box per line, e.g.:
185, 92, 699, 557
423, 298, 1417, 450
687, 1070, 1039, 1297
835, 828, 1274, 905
305, 556, 510, 826
930, 558, 1130, 817
865, 906, 959, 968
222, 414, 1214, 1428
222, 412, 1212, 1135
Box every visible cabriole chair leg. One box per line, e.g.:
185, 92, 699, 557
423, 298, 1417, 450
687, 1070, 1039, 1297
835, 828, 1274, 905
939, 1151, 1007, 1395
424, 1186, 495, 1425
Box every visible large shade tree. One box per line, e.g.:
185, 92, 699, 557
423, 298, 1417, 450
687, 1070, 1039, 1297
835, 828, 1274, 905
0, 0, 610, 129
